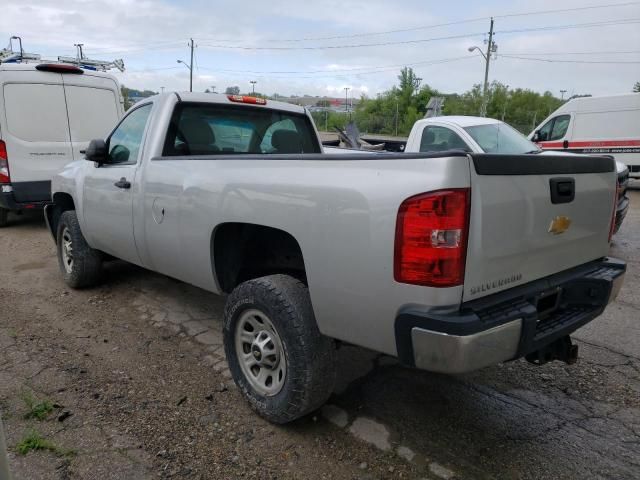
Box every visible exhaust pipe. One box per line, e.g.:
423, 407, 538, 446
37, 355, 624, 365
525, 336, 578, 366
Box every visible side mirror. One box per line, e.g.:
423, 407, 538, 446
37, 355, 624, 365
532, 130, 540, 142
85, 139, 108, 163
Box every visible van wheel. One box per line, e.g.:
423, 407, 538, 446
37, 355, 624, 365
56, 210, 103, 288
0, 208, 8, 227
223, 274, 336, 424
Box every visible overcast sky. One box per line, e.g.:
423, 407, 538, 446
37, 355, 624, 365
2, 0, 639, 98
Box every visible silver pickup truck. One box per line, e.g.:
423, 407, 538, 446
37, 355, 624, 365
46, 93, 625, 423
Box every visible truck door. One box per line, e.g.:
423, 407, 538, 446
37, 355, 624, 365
82, 103, 152, 265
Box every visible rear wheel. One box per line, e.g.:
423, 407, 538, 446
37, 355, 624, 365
223, 274, 336, 424
0, 208, 8, 228
56, 211, 103, 288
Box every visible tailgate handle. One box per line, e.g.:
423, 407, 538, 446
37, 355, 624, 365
550, 177, 575, 204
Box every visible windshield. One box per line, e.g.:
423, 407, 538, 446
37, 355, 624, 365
464, 123, 540, 154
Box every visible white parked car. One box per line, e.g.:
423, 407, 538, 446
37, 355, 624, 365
529, 93, 640, 179
0, 62, 124, 226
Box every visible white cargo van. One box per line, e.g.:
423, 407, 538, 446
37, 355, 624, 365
0, 62, 124, 226
529, 93, 640, 178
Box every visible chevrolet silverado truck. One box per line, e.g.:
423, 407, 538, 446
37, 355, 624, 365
46, 93, 625, 423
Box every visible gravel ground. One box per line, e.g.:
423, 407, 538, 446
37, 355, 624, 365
1, 188, 639, 480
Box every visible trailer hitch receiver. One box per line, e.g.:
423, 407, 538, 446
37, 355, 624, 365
525, 336, 578, 366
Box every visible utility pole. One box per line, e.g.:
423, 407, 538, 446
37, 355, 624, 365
481, 18, 495, 117
189, 38, 194, 93
560, 89, 567, 100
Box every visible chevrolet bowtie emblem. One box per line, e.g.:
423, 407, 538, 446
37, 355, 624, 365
548, 216, 572, 235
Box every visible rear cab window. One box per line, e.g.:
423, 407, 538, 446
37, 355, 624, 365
162, 103, 321, 156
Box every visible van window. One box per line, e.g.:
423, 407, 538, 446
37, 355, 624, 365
108, 104, 152, 164
3, 83, 69, 142
419, 126, 469, 152
550, 115, 570, 140
65, 86, 119, 142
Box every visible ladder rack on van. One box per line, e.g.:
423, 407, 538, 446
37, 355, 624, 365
0, 37, 125, 72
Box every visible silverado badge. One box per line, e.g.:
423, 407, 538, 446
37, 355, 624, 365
548, 216, 571, 235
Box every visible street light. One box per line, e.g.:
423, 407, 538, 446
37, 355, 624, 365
176, 59, 192, 92
560, 89, 567, 100
250, 80, 257, 95
210, 85, 216, 94
467, 46, 487, 61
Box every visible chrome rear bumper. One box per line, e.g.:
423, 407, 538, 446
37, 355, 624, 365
395, 257, 626, 374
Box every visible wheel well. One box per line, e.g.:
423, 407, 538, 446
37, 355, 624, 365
212, 223, 306, 293
49, 193, 76, 235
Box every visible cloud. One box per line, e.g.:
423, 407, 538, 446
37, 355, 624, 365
1, 0, 638, 97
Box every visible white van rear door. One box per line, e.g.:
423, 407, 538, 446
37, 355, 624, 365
63, 75, 122, 161
2, 79, 74, 200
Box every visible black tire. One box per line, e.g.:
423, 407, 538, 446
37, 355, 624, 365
223, 274, 336, 424
56, 210, 103, 288
0, 208, 8, 228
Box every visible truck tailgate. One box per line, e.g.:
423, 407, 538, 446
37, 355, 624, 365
463, 153, 616, 301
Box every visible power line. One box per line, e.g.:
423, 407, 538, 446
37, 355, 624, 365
497, 18, 640, 34
125, 55, 476, 79
197, 1, 640, 43
499, 50, 640, 56
500, 54, 640, 64
198, 18, 640, 51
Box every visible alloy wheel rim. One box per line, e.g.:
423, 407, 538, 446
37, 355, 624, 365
61, 227, 74, 274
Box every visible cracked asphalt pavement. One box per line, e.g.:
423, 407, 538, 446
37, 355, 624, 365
1, 188, 639, 479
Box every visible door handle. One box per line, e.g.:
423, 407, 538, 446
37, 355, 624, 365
114, 177, 131, 189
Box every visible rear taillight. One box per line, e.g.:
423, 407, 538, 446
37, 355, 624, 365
394, 189, 470, 287
0, 140, 10, 184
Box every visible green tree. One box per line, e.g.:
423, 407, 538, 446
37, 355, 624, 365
634, 81, 640, 93
225, 86, 240, 95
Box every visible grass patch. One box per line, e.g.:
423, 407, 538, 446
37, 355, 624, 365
16, 430, 55, 455
22, 392, 54, 420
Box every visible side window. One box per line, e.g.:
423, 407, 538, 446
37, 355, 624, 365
108, 104, 152, 164
65, 86, 119, 142
549, 115, 570, 141
419, 126, 469, 152
537, 119, 553, 141
3, 83, 69, 142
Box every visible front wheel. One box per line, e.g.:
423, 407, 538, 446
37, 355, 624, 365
223, 274, 336, 424
56, 210, 103, 288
